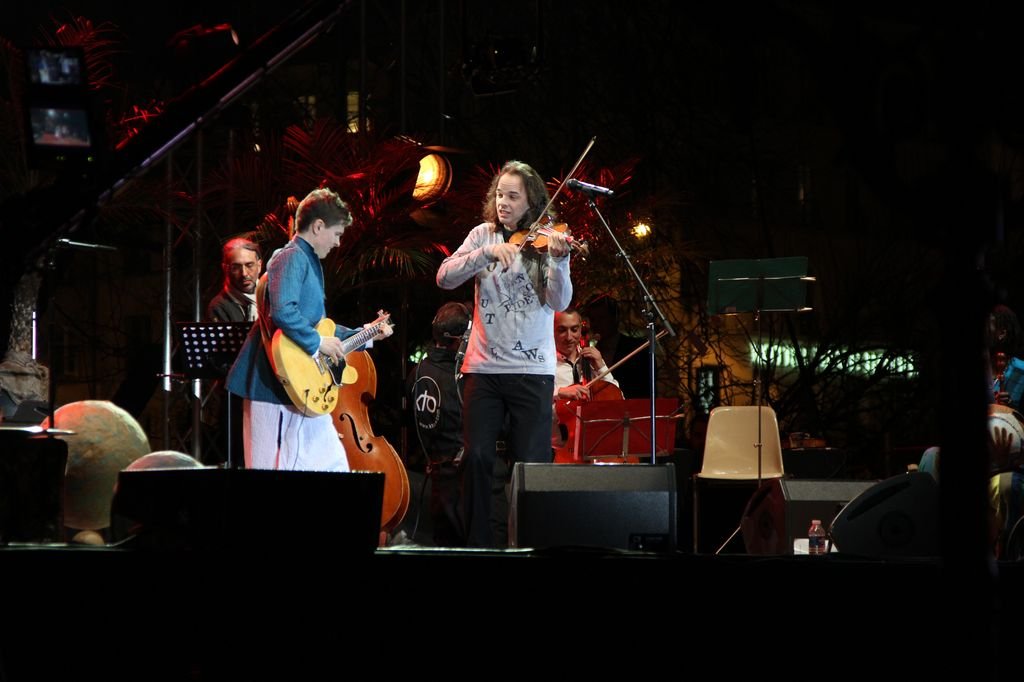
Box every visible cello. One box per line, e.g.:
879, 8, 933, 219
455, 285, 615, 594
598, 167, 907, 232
332, 349, 411, 535
553, 379, 624, 463
552, 329, 668, 463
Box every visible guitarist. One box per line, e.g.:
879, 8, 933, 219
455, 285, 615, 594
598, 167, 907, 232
227, 188, 391, 471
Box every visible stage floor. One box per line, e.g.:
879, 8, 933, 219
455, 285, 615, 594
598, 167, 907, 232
0, 543, 1017, 680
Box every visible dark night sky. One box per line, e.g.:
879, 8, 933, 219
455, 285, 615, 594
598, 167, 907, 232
7, 1, 1024, 322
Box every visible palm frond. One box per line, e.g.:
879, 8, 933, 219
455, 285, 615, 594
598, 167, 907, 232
204, 134, 289, 229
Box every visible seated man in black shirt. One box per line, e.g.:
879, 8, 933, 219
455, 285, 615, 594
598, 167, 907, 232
407, 302, 471, 546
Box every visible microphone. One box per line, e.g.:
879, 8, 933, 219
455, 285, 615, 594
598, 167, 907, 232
567, 178, 614, 198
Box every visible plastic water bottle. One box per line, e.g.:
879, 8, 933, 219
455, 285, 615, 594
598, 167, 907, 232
808, 519, 826, 555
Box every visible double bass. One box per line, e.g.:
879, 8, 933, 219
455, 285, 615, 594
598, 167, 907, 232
332, 350, 410, 535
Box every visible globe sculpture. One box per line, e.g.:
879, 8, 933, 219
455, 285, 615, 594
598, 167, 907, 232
42, 400, 150, 531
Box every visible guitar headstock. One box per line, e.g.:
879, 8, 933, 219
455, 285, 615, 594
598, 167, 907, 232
371, 309, 395, 339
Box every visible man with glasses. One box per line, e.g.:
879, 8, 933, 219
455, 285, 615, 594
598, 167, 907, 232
208, 238, 263, 322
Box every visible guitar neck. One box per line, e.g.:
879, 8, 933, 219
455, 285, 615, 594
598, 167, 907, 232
339, 321, 383, 355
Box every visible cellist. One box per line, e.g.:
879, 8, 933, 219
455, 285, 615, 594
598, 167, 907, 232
552, 307, 622, 458
554, 307, 621, 401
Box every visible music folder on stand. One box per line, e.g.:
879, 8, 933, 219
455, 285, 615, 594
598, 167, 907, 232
572, 398, 680, 463
175, 321, 252, 468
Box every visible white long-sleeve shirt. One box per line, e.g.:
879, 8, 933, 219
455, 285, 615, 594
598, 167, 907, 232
437, 222, 572, 376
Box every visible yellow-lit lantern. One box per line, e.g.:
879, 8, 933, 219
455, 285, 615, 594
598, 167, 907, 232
413, 153, 452, 202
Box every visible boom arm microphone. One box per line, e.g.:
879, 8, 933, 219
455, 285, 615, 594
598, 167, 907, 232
566, 178, 615, 198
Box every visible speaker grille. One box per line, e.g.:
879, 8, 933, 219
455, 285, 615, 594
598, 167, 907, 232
111, 468, 385, 552
510, 464, 677, 551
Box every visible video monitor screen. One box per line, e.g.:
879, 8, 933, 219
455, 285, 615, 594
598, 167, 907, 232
26, 48, 84, 86
29, 107, 92, 148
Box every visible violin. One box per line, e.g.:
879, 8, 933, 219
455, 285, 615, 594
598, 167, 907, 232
508, 216, 589, 258
509, 135, 597, 258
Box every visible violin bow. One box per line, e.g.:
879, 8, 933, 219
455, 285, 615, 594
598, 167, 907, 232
513, 136, 597, 253
589, 330, 669, 384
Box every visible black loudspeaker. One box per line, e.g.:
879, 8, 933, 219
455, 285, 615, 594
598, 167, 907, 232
111, 469, 384, 552
829, 472, 939, 557
741, 478, 876, 554
0, 432, 67, 543
782, 448, 848, 479
509, 463, 677, 551
693, 479, 759, 553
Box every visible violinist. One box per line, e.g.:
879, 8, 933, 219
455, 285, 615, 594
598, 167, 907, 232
436, 160, 572, 548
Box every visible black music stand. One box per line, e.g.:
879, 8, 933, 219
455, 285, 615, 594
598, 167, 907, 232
573, 398, 681, 462
707, 257, 813, 553
175, 321, 252, 468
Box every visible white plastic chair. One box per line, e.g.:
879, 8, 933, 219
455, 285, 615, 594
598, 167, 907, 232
697, 405, 785, 480
693, 405, 785, 552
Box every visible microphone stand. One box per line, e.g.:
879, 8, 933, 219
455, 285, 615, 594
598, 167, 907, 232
585, 196, 676, 464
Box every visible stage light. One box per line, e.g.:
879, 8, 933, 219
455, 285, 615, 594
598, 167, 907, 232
413, 153, 452, 202
632, 221, 652, 239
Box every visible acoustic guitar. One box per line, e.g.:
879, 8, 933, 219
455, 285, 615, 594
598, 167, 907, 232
267, 310, 393, 414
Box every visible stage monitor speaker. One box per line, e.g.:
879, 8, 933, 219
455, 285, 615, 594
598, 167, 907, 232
0, 432, 67, 543
741, 478, 876, 554
829, 472, 938, 557
782, 448, 847, 479
110, 468, 384, 553
509, 463, 677, 551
